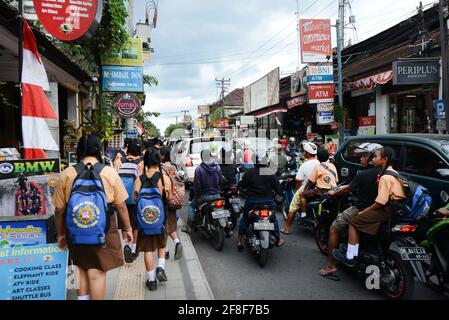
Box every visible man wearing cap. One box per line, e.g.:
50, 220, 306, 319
318, 143, 382, 280
313, 136, 326, 152
281, 142, 319, 234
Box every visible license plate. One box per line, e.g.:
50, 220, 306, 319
211, 210, 230, 219
254, 222, 275, 231
399, 247, 428, 261
229, 198, 240, 204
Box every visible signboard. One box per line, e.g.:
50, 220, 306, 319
317, 103, 334, 112
215, 120, 230, 128
195, 119, 205, 128
0, 221, 47, 248
433, 99, 446, 119
197, 105, 210, 115
307, 65, 333, 84
102, 38, 143, 67
300, 19, 332, 63
0, 148, 20, 161
124, 130, 139, 139
317, 111, 334, 125
245, 68, 280, 113
240, 116, 255, 126
393, 59, 440, 85
0, 244, 68, 300
359, 116, 376, 127
308, 84, 334, 104
0, 159, 61, 180
33, 0, 103, 43
102, 66, 144, 92
436, 119, 447, 131
287, 95, 306, 109
113, 93, 142, 118
291, 67, 308, 97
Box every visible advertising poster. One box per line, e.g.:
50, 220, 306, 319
0, 159, 60, 181
0, 244, 68, 300
317, 111, 335, 125
291, 67, 308, 98
300, 19, 332, 63
102, 66, 144, 92
0, 220, 47, 248
103, 38, 143, 67
325, 134, 340, 152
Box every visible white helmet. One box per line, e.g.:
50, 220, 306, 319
289, 137, 296, 143
303, 142, 318, 155
354, 142, 383, 155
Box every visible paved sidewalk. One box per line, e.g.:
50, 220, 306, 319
68, 219, 214, 300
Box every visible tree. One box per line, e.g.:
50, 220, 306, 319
165, 123, 184, 138
135, 110, 161, 137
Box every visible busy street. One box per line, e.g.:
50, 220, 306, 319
1, 0, 449, 305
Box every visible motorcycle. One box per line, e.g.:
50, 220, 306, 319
243, 204, 278, 268
193, 197, 231, 251
419, 190, 449, 294
333, 216, 428, 300
278, 169, 297, 220
221, 185, 241, 232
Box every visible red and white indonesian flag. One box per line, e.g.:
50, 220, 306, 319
22, 19, 58, 159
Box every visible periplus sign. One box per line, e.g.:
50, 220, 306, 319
0, 159, 61, 180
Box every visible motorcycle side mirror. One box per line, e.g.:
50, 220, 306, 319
440, 190, 449, 203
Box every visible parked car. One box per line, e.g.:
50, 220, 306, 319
173, 136, 231, 182
335, 134, 449, 211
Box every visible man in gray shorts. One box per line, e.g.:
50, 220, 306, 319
319, 143, 382, 280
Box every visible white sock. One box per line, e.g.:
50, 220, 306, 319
354, 244, 359, 257
158, 258, 166, 269
129, 243, 136, 253
147, 270, 156, 282
77, 294, 90, 300
174, 238, 180, 244
346, 244, 356, 260
300, 212, 307, 218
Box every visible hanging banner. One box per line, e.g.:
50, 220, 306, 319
33, 0, 103, 43
300, 19, 332, 63
102, 66, 144, 92
348, 69, 393, 90
113, 93, 142, 118
308, 84, 334, 104
0, 244, 68, 300
286, 95, 306, 109
307, 65, 333, 84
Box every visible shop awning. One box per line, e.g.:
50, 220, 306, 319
253, 106, 288, 118
286, 95, 307, 109
348, 69, 393, 90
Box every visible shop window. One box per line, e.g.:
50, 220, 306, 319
404, 146, 449, 180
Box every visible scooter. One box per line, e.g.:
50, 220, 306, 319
278, 169, 297, 221
419, 190, 449, 294
221, 185, 241, 232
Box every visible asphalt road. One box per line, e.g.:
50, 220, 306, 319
178, 195, 447, 300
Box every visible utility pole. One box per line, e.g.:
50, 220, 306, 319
127, 0, 134, 35
296, 0, 300, 70
439, 0, 449, 132
215, 78, 231, 118
336, 0, 345, 141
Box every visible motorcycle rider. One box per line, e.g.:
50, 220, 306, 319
219, 145, 237, 190
285, 137, 299, 158
237, 150, 285, 250
269, 141, 288, 176
313, 136, 326, 152
333, 146, 406, 267
281, 142, 319, 234
319, 143, 383, 280
184, 146, 223, 233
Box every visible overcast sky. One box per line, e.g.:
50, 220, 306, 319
132, 0, 437, 135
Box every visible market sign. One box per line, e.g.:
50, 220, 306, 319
33, 0, 103, 43
316, 111, 334, 125
113, 93, 141, 118
393, 59, 440, 85
307, 65, 333, 84
300, 19, 332, 63
308, 84, 334, 104
102, 66, 144, 92
0, 159, 61, 180
102, 38, 143, 67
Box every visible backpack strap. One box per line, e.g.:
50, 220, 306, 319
383, 170, 406, 185
321, 163, 337, 179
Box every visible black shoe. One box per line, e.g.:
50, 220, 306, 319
237, 244, 244, 252
181, 225, 192, 234
156, 267, 168, 282
132, 252, 139, 261
124, 245, 134, 263
174, 243, 183, 260
332, 249, 356, 268
226, 230, 234, 238
146, 280, 157, 291
165, 251, 170, 260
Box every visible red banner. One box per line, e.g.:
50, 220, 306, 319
34, 0, 102, 42
286, 95, 306, 109
308, 84, 334, 104
359, 116, 376, 127
348, 70, 393, 90
300, 19, 332, 63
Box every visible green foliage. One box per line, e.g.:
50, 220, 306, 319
143, 75, 159, 87
209, 107, 224, 122
83, 93, 118, 142
333, 104, 345, 123
165, 123, 184, 138
135, 110, 161, 137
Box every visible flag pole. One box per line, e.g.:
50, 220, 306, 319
18, 0, 23, 156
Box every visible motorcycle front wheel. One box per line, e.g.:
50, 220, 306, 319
381, 250, 415, 300
211, 221, 225, 251
258, 248, 269, 268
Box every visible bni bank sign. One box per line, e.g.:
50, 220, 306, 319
102, 66, 144, 92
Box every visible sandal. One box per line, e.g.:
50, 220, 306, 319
280, 228, 290, 235
276, 239, 285, 247
319, 268, 340, 281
